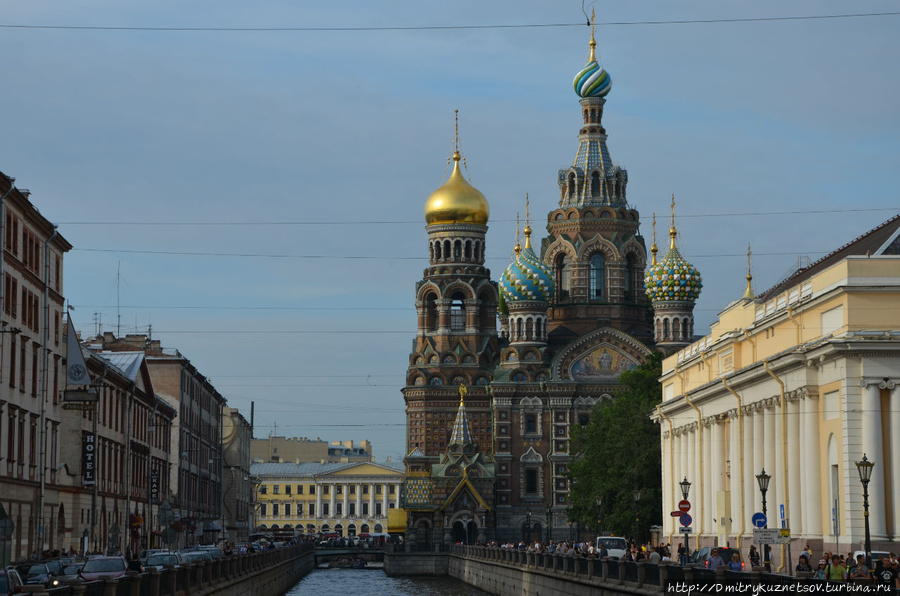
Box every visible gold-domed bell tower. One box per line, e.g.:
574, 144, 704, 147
403, 112, 500, 462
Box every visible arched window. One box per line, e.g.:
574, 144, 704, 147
591, 171, 600, 196
443, 239, 451, 260
556, 255, 570, 301
450, 293, 465, 331
464, 240, 471, 260
525, 318, 534, 341
682, 319, 689, 341
663, 319, 670, 340
567, 173, 576, 199
453, 240, 462, 259
515, 318, 523, 340
424, 294, 437, 331
624, 254, 637, 301
590, 254, 605, 300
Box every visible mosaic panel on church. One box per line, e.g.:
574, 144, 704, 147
569, 344, 638, 380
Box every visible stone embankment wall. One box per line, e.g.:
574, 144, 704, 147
39, 544, 314, 596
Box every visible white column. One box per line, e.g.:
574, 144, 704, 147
369, 483, 375, 521
381, 484, 388, 518
801, 394, 822, 536
329, 483, 336, 518
710, 419, 724, 540
703, 422, 712, 534
342, 483, 349, 519
355, 483, 361, 521
729, 414, 741, 543
394, 483, 400, 509
742, 408, 754, 531
764, 403, 776, 521
752, 407, 765, 513
861, 382, 887, 539
786, 397, 801, 535
316, 484, 322, 521
890, 386, 900, 540
773, 400, 785, 530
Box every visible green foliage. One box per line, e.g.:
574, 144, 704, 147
566, 351, 663, 540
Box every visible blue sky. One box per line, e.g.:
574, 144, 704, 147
2, 1, 898, 464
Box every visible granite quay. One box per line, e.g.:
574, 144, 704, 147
35, 543, 313, 596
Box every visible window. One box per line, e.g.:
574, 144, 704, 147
450, 293, 465, 331
273, 485, 280, 495
310, 485, 315, 495
260, 504, 267, 516
349, 503, 355, 516
525, 414, 537, 434
556, 255, 570, 300
323, 485, 329, 495
336, 485, 342, 495
388, 485, 395, 495
284, 504, 291, 516
272, 504, 279, 516
525, 469, 538, 494
590, 253, 605, 299
375, 503, 382, 516
297, 485, 303, 494
323, 503, 329, 516
349, 485, 356, 494
260, 485, 267, 495
362, 503, 369, 515
578, 414, 589, 426
285, 485, 291, 495
309, 504, 315, 517
336, 503, 343, 516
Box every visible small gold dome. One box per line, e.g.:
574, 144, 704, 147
424, 151, 490, 226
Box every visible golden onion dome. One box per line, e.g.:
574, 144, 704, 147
424, 151, 490, 226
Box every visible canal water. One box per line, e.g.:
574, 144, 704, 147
285, 568, 491, 595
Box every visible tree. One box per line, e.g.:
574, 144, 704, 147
566, 350, 663, 540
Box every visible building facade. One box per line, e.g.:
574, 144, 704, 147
88, 333, 227, 546
0, 172, 72, 562
251, 436, 374, 464
222, 407, 252, 543
251, 462, 403, 540
399, 25, 695, 545
653, 216, 900, 565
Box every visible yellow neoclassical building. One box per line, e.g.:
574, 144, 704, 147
251, 461, 404, 538
653, 215, 900, 566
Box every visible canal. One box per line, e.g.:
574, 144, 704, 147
285, 568, 490, 595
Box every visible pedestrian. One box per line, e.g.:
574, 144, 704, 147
874, 554, 899, 589
707, 548, 725, 571
748, 545, 760, 568
678, 542, 687, 566
848, 554, 870, 580
825, 554, 846, 581
728, 552, 744, 572
815, 559, 827, 580
796, 554, 813, 573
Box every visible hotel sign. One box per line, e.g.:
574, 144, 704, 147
83, 434, 96, 486
150, 470, 160, 503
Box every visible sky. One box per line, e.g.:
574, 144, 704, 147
1, 1, 898, 465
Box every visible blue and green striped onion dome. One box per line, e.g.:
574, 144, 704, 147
500, 239, 555, 303
574, 59, 611, 98
645, 247, 702, 303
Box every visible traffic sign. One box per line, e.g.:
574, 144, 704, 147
679, 527, 693, 533
680, 514, 692, 527
751, 512, 767, 528
670, 511, 683, 517
678, 500, 691, 512
753, 528, 779, 544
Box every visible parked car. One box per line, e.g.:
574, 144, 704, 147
0, 569, 25, 596
196, 545, 224, 559
139, 549, 168, 564
595, 537, 628, 560
78, 556, 127, 581
180, 551, 212, 564
23, 563, 58, 588
145, 553, 184, 570
60, 563, 85, 577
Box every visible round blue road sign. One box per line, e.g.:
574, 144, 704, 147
751, 512, 767, 528
680, 513, 692, 527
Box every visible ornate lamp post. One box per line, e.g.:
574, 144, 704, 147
756, 468, 771, 570
526, 510, 532, 544
595, 495, 603, 537
679, 477, 691, 562
633, 488, 642, 545
855, 454, 874, 570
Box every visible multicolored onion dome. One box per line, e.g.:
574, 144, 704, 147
425, 151, 490, 226
645, 244, 702, 303
573, 40, 611, 98
500, 228, 554, 303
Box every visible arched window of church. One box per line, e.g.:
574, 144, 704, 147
424, 294, 437, 332
443, 239, 451, 260
525, 414, 537, 434
525, 318, 534, 341
464, 240, 471, 260
663, 318, 670, 340
525, 469, 538, 494
624, 254, 637, 301
590, 254, 605, 300
556, 254, 570, 301
453, 240, 462, 259
535, 318, 543, 340
567, 173, 576, 199
591, 171, 600, 196
682, 319, 689, 341
450, 293, 465, 331
515, 317, 523, 340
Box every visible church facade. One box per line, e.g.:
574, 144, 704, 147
400, 26, 702, 546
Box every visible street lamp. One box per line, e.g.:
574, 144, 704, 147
855, 454, 874, 570
525, 510, 532, 544
756, 468, 771, 570
595, 495, 603, 537
679, 477, 691, 563
633, 489, 642, 545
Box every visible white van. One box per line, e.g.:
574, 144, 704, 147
596, 537, 628, 559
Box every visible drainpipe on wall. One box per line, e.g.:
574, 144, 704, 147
721, 378, 746, 547
38, 225, 59, 553
786, 308, 801, 346
656, 405, 676, 547
678, 364, 704, 543
763, 360, 790, 574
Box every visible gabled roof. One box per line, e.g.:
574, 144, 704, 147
757, 214, 900, 302
438, 476, 491, 513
